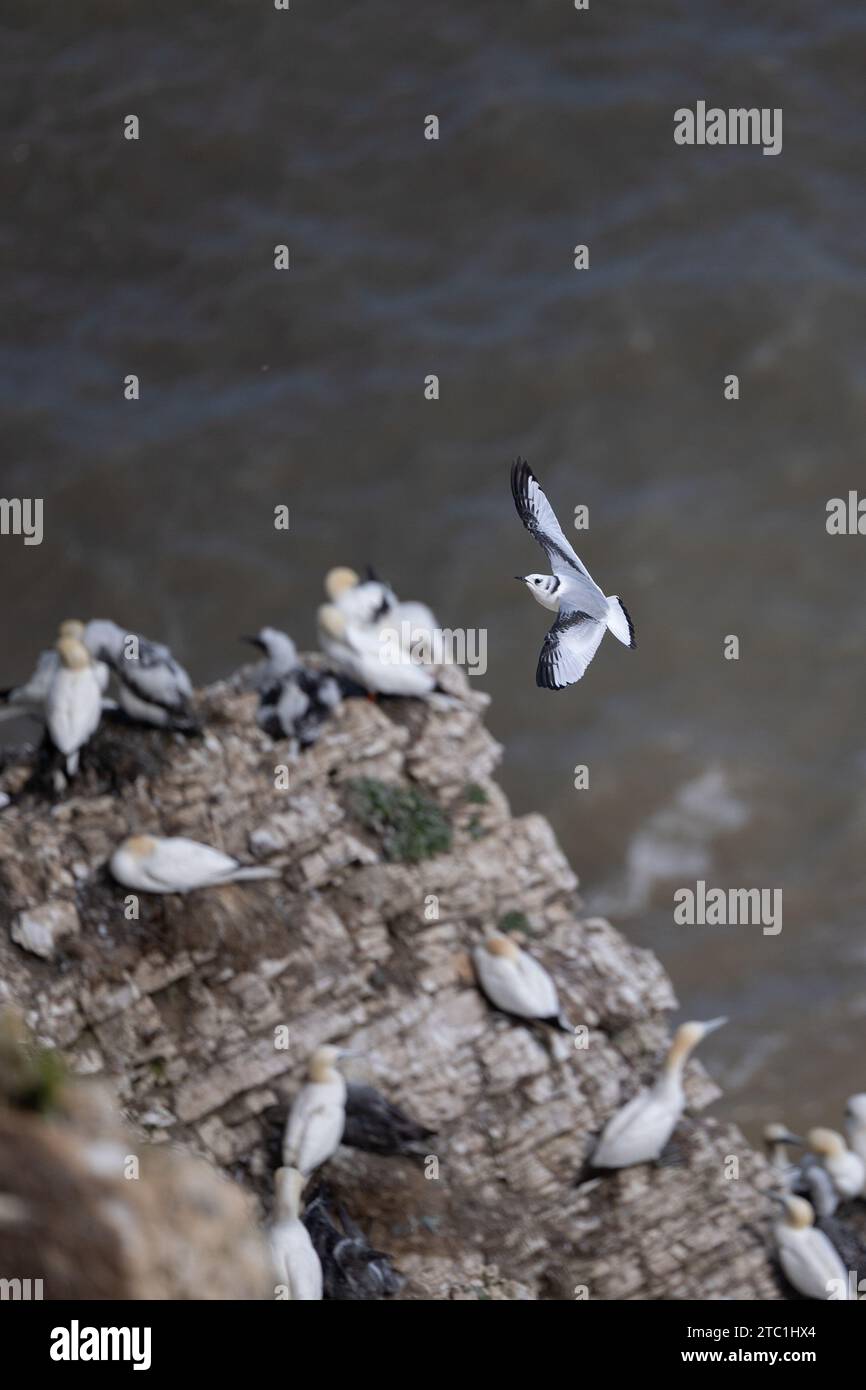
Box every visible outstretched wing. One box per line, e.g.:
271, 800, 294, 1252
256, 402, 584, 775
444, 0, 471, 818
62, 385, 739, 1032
536, 607, 606, 689
511, 458, 603, 591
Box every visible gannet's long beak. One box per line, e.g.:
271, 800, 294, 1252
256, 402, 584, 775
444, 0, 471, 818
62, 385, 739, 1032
780, 1132, 806, 1147
701, 1016, 728, 1036
240, 635, 266, 651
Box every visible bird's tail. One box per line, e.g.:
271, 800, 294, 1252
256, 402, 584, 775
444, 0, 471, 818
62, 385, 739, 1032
605, 597, 636, 649
66, 751, 80, 777
229, 865, 280, 882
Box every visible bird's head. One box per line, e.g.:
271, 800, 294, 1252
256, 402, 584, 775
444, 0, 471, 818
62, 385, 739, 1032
774, 1194, 814, 1230
845, 1093, 866, 1125
807, 1127, 847, 1160
516, 573, 556, 597
58, 619, 85, 640
55, 637, 91, 671
665, 1016, 727, 1069
484, 935, 520, 961
317, 604, 348, 642
120, 834, 158, 858
325, 567, 360, 600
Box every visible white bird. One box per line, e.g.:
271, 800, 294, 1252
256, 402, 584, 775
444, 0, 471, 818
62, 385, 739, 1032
774, 1195, 851, 1300
472, 935, 571, 1031
84, 619, 195, 728
325, 567, 398, 627
268, 1166, 323, 1301
590, 1017, 727, 1170
282, 1046, 350, 1176
511, 458, 636, 689
109, 834, 279, 893
0, 620, 109, 722
317, 604, 436, 697
44, 636, 103, 776
844, 1094, 866, 1170
806, 1127, 865, 1205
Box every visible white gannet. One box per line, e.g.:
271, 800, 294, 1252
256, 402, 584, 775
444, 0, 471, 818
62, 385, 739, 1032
282, 1046, 350, 1176
472, 935, 571, 1031
343, 1082, 437, 1159
510, 457, 636, 689
774, 1195, 851, 1300
109, 834, 279, 893
844, 1094, 866, 1169
590, 1017, 727, 1170
325, 567, 398, 627
0, 620, 109, 722
85, 619, 195, 728
317, 604, 436, 697
44, 637, 103, 776
243, 629, 342, 746
806, 1127, 865, 1205
268, 1166, 323, 1301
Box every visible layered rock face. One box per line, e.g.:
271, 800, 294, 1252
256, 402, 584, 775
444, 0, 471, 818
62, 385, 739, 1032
0, 669, 783, 1299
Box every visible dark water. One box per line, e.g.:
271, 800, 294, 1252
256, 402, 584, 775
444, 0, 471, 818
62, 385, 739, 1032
2, 1, 865, 1141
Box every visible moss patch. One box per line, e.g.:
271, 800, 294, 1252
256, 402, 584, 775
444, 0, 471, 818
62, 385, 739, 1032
345, 778, 451, 863
498, 910, 530, 936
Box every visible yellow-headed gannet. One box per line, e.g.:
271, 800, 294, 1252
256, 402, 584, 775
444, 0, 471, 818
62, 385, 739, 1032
282, 1046, 350, 1176
590, 1017, 727, 1170
845, 1094, 866, 1169
325, 566, 398, 627
269, 1166, 323, 1301
109, 834, 279, 893
774, 1195, 850, 1300
806, 1127, 865, 1204
85, 619, 196, 729
473, 935, 571, 1031
511, 458, 636, 689
45, 637, 103, 776
0, 620, 109, 722
317, 604, 436, 697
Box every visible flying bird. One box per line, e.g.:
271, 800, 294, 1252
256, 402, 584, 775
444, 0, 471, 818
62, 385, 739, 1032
282, 1046, 351, 1176
85, 619, 196, 729
109, 834, 279, 893
510, 458, 636, 689
588, 1018, 726, 1171
268, 1166, 323, 1301
472, 936, 571, 1031
44, 636, 103, 776
773, 1195, 850, 1301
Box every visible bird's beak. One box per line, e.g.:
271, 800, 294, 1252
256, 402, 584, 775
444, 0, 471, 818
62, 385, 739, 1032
240, 635, 266, 651
780, 1132, 806, 1148
701, 1016, 728, 1036
768, 1192, 789, 1209
514, 575, 526, 583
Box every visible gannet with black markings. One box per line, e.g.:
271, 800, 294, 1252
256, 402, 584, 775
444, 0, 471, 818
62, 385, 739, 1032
85, 619, 195, 729
268, 1166, 323, 1301
473, 935, 571, 1031
282, 1046, 351, 1176
510, 458, 636, 689
774, 1195, 851, 1300
590, 1018, 727, 1170
109, 834, 279, 893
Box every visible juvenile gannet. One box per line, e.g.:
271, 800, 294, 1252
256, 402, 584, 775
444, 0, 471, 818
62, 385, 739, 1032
774, 1195, 850, 1300
510, 458, 636, 688
472, 935, 571, 1031
317, 604, 436, 697
45, 637, 103, 776
590, 1018, 727, 1170
268, 1166, 323, 1301
763, 1123, 805, 1190
282, 1046, 350, 1176
242, 628, 299, 689
302, 1183, 403, 1300
109, 834, 279, 893
85, 619, 195, 728
806, 1127, 865, 1204
343, 1082, 437, 1159
243, 630, 342, 746
844, 1094, 866, 1168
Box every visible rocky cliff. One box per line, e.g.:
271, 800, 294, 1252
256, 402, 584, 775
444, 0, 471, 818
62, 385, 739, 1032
0, 667, 784, 1299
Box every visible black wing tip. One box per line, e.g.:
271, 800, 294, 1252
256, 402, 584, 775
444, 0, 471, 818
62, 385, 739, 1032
617, 599, 637, 649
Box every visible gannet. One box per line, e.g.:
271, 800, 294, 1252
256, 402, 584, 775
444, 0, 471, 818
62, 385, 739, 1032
0, 620, 109, 721
45, 637, 103, 776
282, 1046, 350, 1176
806, 1127, 865, 1204
343, 1082, 437, 1159
268, 1166, 323, 1301
243, 630, 342, 746
302, 1183, 403, 1300
844, 1094, 866, 1169
763, 1123, 805, 1190
109, 834, 279, 893
317, 604, 436, 697
85, 619, 195, 728
325, 567, 398, 627
774, 1195, 851, 1300
590, 1018, 727, 1170
472, 935, 571, 1031
510, 458, 636, 689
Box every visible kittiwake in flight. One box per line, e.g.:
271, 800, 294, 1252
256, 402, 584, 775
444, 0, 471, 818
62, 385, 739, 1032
510, 458, 636, 688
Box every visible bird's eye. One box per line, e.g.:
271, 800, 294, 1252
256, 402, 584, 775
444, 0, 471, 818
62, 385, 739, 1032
534, 579, 539, 585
